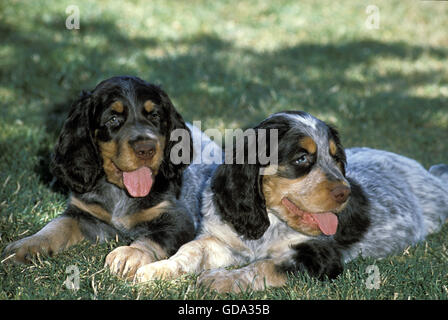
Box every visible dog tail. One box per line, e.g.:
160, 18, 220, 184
429, 163, 448, 182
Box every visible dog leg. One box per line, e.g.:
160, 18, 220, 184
105, 238, 168, 279
134, 236, 235, 283
2, 216, 84, 264
197, 259, 287, 293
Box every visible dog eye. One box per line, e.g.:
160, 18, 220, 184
294, 154, 309, 165
106, 116, 120, 127
148, 111, 160, 120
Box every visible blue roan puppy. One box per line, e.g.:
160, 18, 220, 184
134, 111, 448, 293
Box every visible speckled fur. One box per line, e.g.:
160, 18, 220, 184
341, 147, 448, 261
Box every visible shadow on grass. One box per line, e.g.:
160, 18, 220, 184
1, 15, 447, 192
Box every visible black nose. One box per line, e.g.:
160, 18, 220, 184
331, 185, 351, 203
131, 140, 156, 160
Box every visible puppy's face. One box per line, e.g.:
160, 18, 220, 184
93, 78, 171, 197
261, 112, 350, 236
51, 76, 191, 196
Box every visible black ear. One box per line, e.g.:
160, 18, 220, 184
50, 91, 102, 194
159, 91, 193, 182
211, 157, 270, 240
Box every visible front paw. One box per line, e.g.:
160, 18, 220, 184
105, 246, 156, 279
2, 235, 55, 264
289, 241, 343, 280
134, 260, 183, 283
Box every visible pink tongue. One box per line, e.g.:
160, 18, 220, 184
311, 212, 338, 235
122, 167, 153, 197
281, 198, 338, 235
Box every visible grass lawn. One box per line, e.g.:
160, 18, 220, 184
1, 0, 447, 300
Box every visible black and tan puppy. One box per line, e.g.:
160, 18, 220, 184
3, 76, 211, 279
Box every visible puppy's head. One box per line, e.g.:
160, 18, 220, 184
51, 76, 192, 196
212, 111, 350, 239
261, 111, 349, 236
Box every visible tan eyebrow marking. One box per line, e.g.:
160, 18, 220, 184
144, 100, 155, 113
329, 139, 337, 156
299, 136, 317, 154
111, 101, 124, 113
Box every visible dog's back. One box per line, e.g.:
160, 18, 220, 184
429, 164, 448, 181
342, 148, 448, 261
179, 123, 222, 231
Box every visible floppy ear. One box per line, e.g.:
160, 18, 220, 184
211, 160, 270, 240
50, 91, 102, 194
159, 91, 193, 182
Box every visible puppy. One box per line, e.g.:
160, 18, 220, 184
133, 111, 448, 292
3, 76, 218, 280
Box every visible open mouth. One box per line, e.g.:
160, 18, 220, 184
111, 161, 154, 197
281, 197, 338, 236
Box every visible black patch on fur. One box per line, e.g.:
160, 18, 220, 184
279, 240, 344, 280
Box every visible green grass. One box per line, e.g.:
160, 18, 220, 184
1, 0, 448, 300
